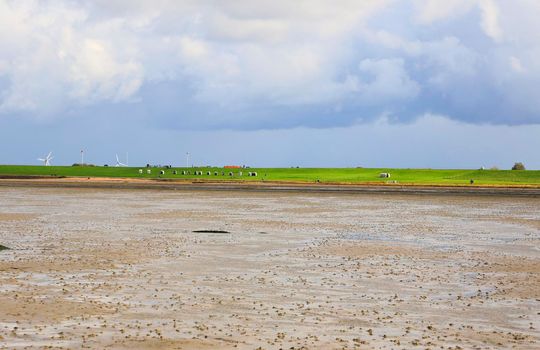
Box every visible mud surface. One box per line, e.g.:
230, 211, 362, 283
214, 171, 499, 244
1, 177, 540, 196
0, 187, 539, 349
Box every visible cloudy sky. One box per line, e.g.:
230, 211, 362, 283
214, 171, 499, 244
1, 0, 539, 168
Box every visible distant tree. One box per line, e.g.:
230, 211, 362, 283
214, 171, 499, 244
512, 162, 526, 170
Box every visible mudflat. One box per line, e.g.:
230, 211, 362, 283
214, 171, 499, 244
0, 187, 538, 349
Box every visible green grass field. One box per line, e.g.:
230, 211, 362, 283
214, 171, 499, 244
0, 165, 539, 186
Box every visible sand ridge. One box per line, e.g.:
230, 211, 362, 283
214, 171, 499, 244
1, 177, 540, 196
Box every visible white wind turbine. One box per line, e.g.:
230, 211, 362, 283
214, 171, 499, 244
38, 152, 53, 166
115, 154, 128, 167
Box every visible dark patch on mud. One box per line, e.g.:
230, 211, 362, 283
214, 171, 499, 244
192, 230, 230, 234
0, 244, 10, 251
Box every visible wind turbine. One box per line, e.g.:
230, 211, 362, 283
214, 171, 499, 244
38, 152, 53, 166
115, 154, 128, 167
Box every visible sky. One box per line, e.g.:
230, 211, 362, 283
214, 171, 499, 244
0, 0, 539, 169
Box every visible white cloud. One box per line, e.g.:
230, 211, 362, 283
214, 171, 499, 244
0, 1, 145, 115
478, 0, 502, 41
179, 37, 208, 60
0, 0, 539, 127
414, 0, 503, 42
414, 0, 474, 24
509, 56, 524, 73
65, 39, 143, 102
0, 0, 392, 117
355, 58, 420, 103
414, 0, 505, 42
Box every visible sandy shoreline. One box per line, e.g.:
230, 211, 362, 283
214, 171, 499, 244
1, 176, 539, 196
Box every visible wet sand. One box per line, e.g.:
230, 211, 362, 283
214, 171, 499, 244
0, 187, 539, 349
1, 177, 540, 196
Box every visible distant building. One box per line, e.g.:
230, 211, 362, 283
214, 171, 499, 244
224, 165, 241, 169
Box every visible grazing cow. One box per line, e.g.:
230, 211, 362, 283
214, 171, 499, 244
138, 169, 143, 174
160, 170, 165, 175
379, 173, 391, 178
147, 169, 151, 174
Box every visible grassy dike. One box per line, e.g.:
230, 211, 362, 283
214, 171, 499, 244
0, 165, 539, 187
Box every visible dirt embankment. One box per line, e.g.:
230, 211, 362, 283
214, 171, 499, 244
0, 176, 539, 196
